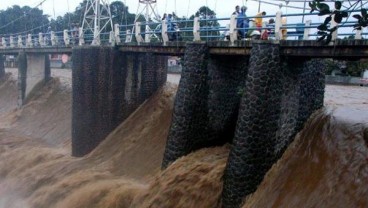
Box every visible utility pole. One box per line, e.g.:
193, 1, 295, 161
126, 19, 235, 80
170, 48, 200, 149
82, 0, 113, 45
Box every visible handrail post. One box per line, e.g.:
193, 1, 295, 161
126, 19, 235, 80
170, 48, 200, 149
161, 20, 169, 45
78, 28, 85, 45
330, 14, 338, 43
109, 31, 115, 46
193, 17, 201, 41
125, 29, 132, 43
63, 30, 70, 46
145, 23, 151, 43
135, 22, 144, 44
229, 15, 237, 45
275, 11, 283, 40
303, 20, 311, 40
0, 37, 5, 48
26, 34, 33, 47
39, 33, 44, 46
114, 24, 121, 44
9, 36, 15, 48
355, 28, 362, 40
51, 31, 57, 46
18, 35, 23, 47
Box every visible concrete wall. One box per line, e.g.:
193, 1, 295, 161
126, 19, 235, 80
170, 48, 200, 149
162, 43, 326, 208
17, 52, 50, 106
326, 75, 367, 86
0, 55, 4, 79
72, 47, 167, 157
162, 43, 248, 168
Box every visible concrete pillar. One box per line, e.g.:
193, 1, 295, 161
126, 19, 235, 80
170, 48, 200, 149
0, 55, 5, 79
222, 43, 283, 208
162, 43, 210, 168
45, 55, 51, 82
17, 53, 51, 107
162, 43, 248, 168
221, 45, 327, 208
17, 52, 27, 107
72, 47, 124, 157
297, 59, 326, 128
141, 53, 157, 100
72, 47, 168, 157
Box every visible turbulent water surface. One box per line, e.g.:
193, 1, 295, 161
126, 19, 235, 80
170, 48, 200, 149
0, 69, 367, 208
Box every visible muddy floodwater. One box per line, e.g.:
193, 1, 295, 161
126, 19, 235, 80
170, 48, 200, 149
0, 68, 367, 208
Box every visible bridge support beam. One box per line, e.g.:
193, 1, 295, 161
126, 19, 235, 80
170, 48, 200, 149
161, 42, 326, 208
222, 44, 326, 208
0, 55, 4, 79
72, 47, 167, 157
222, 43, 284, 207
17, 52, 51, 107
162, 43, 249, 168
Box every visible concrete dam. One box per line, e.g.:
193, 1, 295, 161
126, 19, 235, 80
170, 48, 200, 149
68, 42, 325, 207
2, 42, 367, 208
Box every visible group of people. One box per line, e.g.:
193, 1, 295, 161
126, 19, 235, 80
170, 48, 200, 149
161, 13, 181, 41
70, 23, 79, 45
232, 5, 268, 40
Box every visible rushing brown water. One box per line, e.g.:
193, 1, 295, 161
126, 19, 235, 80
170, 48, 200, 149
243, 108, 368, 208
1, 71, 368, 208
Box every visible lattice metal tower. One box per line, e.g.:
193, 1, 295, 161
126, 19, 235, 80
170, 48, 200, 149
133, 0, 161, 42
82, 0, 113, 45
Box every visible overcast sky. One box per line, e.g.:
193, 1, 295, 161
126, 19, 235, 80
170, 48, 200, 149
0, 0, 317, 22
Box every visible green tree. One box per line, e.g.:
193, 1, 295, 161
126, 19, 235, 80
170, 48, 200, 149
110, 0, 136, 35
0, 5, 49, 35
346, 60, 368, 77
309, 0, 368, 44
171, 6, 220, 41
193, 6, 220, 40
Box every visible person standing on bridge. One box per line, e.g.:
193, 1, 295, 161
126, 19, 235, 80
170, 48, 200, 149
70, 23, 79, 45
232, 5, 240, 15
45, 26, 52, 45
261, 18, 275, 40
167, 13, 178, 41
237, 6, 249, 39
162, 13, 167, 21
255, 11, 266, 32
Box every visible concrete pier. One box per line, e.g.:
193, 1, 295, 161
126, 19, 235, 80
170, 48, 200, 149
72, 47, 167, 157
161, 43, 326, 208
17, 52, 50, 106
0, 55, 4, 79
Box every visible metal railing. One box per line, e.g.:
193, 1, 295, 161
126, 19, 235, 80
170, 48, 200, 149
0, 8, 367, 49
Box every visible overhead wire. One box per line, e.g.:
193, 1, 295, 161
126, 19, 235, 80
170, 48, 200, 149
185, 0, 191, 29
67, 0, 71, 29
165, 0, 168, 13
124, 0, 128, 28
206, 0, 208, 41
214, 0, 218, 14
186, 0, 191, 18
248, 0, 311, 10
0, 0, 50, 31
12, 22, 51, 36
175, 0, 177, 16
52, 0, 56, 19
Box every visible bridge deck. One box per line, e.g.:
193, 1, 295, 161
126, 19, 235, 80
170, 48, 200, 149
0, 40, 368, 58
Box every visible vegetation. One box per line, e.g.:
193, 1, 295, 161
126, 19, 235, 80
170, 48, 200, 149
169, 6, 220, 41
309, 0, 368, 44
0, 1, 218, 40
325, 59, 368, 76
0, 5, 49, 35
193, 6, 220, 40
